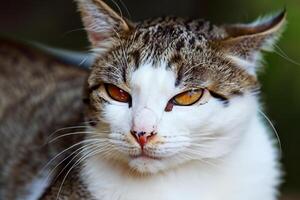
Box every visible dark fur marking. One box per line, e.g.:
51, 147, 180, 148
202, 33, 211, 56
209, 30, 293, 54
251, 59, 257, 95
131, 50, 140, 69
170, 54, 182, 64
122, 66, 127, 83
196, 20, 205, 31
163, 25, 175, 35
89, 84, 101, 92
142, 32, 150, 44
189, 37, 196, 46
176, 39, 185, 51
82, 97, 90, 105
209, 91, 229, 105
175, 65, 184, 87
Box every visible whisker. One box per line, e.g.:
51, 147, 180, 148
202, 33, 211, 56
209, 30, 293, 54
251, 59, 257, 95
55, 144, 114, 199
258, 109, 282, 157
48, 131, 99, 144
47, 125, 91, 141
189, 143, 214, 148
118, 0, 132, 19
62, 28, 86, 37
45, 140, 104, 184
42, 138, 107, 173
182, 151, 220, 168
190, 136, 236, 141
274, 44, 300, 66
55, 146, 100, 200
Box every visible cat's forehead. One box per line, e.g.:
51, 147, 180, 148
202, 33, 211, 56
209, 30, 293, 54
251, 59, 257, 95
128, 17, 227, 57
136, 17, 227, 40
89, 18, 258, 97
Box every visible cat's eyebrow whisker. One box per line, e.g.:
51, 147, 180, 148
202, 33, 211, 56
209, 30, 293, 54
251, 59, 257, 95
110, 27, 130, 73
182, 62, 206, 76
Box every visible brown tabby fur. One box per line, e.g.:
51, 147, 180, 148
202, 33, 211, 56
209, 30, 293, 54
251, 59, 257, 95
88, 17, 259, 99
0, 39, 90, 199
0, 0, 286, 199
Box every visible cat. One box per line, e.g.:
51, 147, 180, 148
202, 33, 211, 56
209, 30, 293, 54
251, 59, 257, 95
0, 0, 286, 199
0, 38, 92, 199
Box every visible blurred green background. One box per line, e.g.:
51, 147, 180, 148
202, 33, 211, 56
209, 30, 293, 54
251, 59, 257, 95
0, 0, 299, 197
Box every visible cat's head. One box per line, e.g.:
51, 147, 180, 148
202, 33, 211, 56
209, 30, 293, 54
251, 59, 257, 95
78, 0, 286, 174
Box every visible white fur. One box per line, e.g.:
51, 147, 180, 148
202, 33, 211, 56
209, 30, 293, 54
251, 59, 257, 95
81, 62, 280, 200
226, 54, 260, 75
23, 171, 50, 200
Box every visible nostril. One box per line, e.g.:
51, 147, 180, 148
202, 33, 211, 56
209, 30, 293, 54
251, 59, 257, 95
137, 131, 146, 137
130, 130, 157, 147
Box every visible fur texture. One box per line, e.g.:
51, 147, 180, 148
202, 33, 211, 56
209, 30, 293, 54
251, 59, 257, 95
0, 39, 88, 200
76, 0, 286, 200
0, 0, 286, 199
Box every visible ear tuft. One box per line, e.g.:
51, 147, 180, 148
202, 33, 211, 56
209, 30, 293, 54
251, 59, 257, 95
76, 0, 131, 53
219, 10, 287, 73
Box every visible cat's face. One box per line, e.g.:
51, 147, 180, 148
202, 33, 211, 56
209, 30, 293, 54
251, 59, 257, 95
78, 0, 285, 174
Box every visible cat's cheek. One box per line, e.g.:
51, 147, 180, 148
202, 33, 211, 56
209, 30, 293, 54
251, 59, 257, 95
101, 103, 132, 132
161, 100, 218, 133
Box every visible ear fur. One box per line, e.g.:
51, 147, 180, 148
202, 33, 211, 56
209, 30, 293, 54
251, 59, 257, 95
76, 0, 131, 53
219, 10, 287, 74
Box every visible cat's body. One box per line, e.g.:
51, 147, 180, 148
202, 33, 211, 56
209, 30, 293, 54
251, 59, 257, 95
0, 39, 89, 199
0, 0, 286, 199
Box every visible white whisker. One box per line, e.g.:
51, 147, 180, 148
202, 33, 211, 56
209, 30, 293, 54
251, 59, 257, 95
258, 109, 282, 157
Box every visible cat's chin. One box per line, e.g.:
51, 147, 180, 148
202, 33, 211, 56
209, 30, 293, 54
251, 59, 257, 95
128, 156, 169, 174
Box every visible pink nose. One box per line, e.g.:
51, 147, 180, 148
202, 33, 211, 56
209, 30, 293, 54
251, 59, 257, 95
131, 130, 156, 148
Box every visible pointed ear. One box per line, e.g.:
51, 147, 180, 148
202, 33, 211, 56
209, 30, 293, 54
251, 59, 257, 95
219, 10, 286, 74
76, 0, 131, 52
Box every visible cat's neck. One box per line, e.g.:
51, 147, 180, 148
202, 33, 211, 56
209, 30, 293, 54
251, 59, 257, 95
80, 112, 279, 200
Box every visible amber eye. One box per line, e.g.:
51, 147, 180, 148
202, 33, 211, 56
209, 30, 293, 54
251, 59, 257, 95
105, 84, 131, 103
173, 89, 203, 106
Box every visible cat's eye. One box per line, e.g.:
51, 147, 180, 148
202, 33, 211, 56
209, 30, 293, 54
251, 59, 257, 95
173, 89, 203, 106
105, 84, 131, 103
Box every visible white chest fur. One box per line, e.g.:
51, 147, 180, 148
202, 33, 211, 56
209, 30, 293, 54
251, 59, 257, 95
81, 116, 280, 200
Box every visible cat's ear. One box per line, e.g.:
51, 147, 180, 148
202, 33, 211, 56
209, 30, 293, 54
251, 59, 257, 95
219, 10, 286, 74
76, 0, 131, 52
